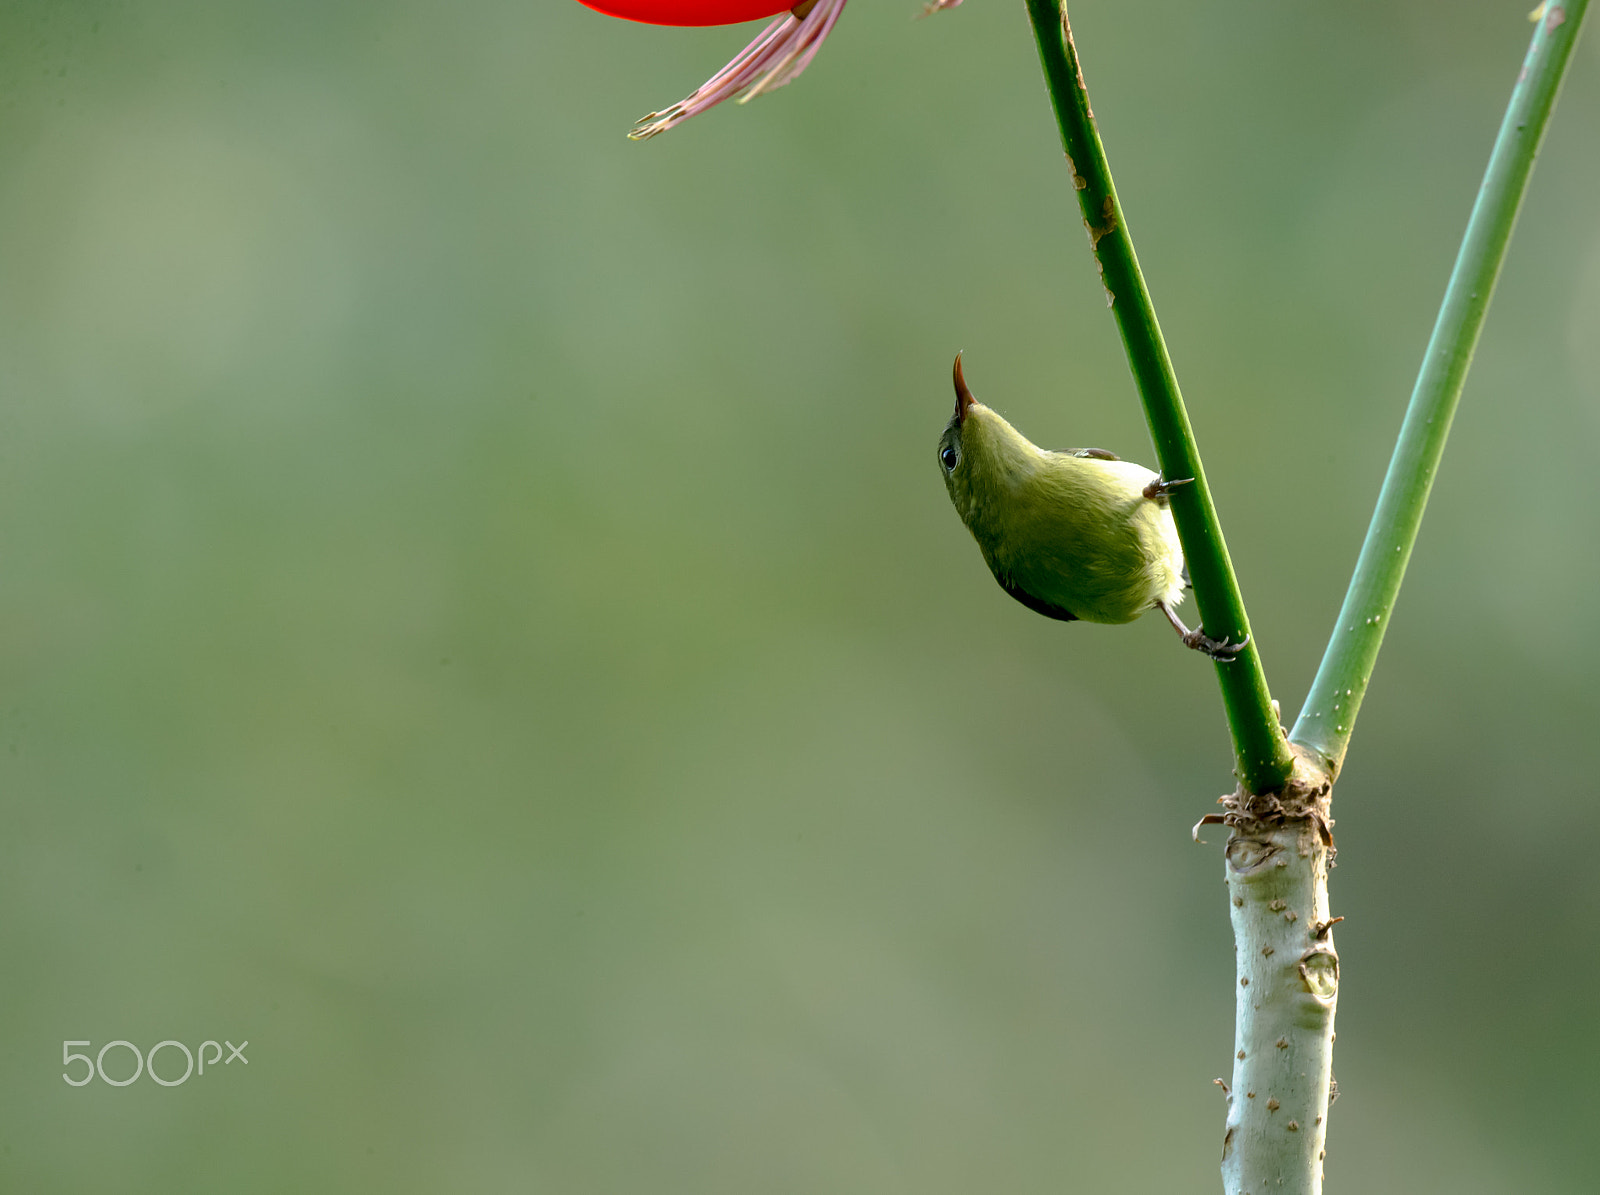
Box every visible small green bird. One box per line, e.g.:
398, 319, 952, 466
937, 354, 1243, 660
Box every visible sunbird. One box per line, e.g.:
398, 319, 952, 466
937, 354, 1244, 661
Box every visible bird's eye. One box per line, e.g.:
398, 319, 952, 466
940, 446, 958, 472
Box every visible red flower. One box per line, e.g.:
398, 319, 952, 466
576, 0, 794, 26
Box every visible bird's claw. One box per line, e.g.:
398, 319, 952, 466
1143, 473, 1195, 502
1183, 628, 1249, 662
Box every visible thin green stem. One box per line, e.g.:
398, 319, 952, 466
1290, 1, 1589, 775
1024, 0, 1296, 794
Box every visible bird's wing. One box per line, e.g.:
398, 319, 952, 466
1068, 448, 1120, 461
996, 573, 1079, 622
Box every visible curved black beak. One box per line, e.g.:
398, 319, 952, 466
952, 352, 976, 425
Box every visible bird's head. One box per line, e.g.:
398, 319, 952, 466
937, 353, 1037, 522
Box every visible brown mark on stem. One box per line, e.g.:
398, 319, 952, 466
1058, 7, 1092, 115
1086, 195, 1118, 249
1063, 152, 1088, 191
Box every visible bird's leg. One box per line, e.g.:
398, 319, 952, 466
1157, 599, 1248, 662
1142, 473, 1194, 502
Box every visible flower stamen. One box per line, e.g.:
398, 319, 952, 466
628, 0, 849, 140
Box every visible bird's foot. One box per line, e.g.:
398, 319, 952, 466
1157, 600, 1248, 662
1143, 473, 1194, 502
1183, 627, 1249, 662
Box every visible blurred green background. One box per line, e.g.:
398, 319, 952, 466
0, 0, 1595, 1190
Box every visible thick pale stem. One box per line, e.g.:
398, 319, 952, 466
1221, 820, 1338, 1195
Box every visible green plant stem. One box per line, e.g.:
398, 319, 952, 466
1024, 0, 1295, 795
1291, 1, 1589, 775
